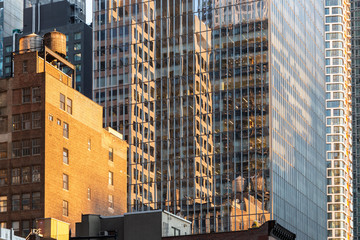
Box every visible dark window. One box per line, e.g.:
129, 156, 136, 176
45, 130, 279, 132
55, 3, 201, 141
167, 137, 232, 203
12, 195, 20, 211
32, 192, 40, 210
22, 194, 30, 210
22, 88, 31, 103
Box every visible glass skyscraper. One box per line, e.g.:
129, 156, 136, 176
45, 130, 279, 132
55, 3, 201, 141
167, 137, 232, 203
326, 0, 353, 239
0, 0, 23, 77
93, 0, 327, 238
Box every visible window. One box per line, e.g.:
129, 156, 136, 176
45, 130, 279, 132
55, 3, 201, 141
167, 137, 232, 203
108, 195, 114, 209
21, 167, 31, 184
0, 222, 6, 228
22, 194, 30, 210
22, 220, 30, 236
87, 188, 91, 200
0, 170, 7, 186
63, 148, 69, 164
57, 119, 61, 125
32, 192, 40, 210
108, 171, 113, 185
74, 32, 81, 40
4, 56, 11, 63
67, 98, 72, 114
12, 168, 20, 184
63, 174, 69, 190
5, 46, 12, 53
0, 196, 7, 212
0, 142, 7, 159
88, 139, 91, 150
22, 140, 31, 156
172, 227, 180, 236
32, 139, 41, 155
63, 123, 69, 138
74, 43, 81, 50
12, 141, 21, 157
32, 87, 41, 102
32, 112, 41, 128
12, 221, 19, 235
22, 113, 31, 130
60, 93, 65, 110
12, 195, 20, 211
48, 114, 53, 121
32, 166, 40, 183
22, 88, 31, 103
63, 200, 68, 216
74, 53, 82, 61
12, 115, 21, 131
109, 148, 113, 161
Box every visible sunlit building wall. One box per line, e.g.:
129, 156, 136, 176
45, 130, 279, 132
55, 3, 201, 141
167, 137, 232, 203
325, 0, 353, 239
93, 0, 327, 238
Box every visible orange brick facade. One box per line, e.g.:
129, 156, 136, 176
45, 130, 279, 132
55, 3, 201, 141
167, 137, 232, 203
0, 47, 128, 236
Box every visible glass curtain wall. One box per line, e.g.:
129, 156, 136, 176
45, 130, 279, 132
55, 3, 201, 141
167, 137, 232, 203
93, 0, 327, 238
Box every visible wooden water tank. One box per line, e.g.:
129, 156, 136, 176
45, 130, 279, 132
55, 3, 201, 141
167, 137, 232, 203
19, 33, 43, 53
43, 30, 67, 57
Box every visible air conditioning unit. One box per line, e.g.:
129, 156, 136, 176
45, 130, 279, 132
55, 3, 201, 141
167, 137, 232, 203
99, 231, 109, 236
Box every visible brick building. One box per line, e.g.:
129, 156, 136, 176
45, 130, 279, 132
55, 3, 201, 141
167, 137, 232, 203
0, 31, 128, 236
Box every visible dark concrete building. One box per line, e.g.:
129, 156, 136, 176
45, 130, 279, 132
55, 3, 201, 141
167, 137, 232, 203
3, 0, 92, 98
163, 221, 296, 240
75, 210, 192, 240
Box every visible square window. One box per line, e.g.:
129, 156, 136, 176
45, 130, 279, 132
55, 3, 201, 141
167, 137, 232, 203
74, 32, 81, 40
74, 53, 82, 61
74, 43, 81, 50
49, 114, 53, 121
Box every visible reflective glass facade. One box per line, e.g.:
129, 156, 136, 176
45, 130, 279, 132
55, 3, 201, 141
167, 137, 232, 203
326, 0, 353, 239
0, 0, 23, 77
93, 0, 327, 238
